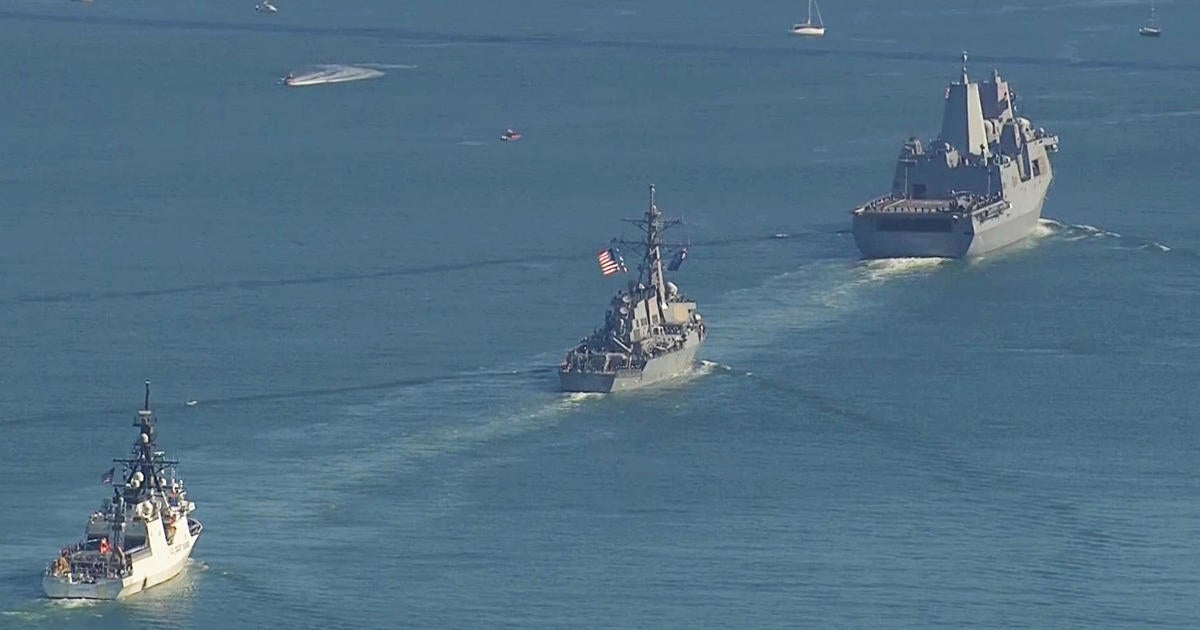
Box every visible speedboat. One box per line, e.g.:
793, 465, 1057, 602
256, 1, 278, 13
500, 128, 522, 142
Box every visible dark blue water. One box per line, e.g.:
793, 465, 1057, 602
3, 0, 1199, 627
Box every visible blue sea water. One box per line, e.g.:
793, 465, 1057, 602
2, 0, 1200, 627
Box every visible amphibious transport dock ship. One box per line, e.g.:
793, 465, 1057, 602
44, 382, 202, 599
852, 53, 1060, 258
560, 185, 706, 393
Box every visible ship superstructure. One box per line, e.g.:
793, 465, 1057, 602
560, 185, 706, 393
851, 53, 1060, 258
44, 382, 203, 599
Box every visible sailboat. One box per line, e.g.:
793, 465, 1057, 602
791, 0, 825, 37
1138, 1, 1161, 37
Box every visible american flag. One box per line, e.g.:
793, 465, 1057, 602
101, 467, 115, 485
596, 248, 626, 276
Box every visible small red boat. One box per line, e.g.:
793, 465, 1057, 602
500, 128, 522, 142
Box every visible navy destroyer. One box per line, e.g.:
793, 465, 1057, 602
852, 53, 1060, 258
560, 185, 706, 393
44, 382, 202, 599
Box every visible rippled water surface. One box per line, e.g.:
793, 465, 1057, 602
2, 0, 1199, 627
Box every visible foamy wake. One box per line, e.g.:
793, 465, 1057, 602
284, 64, 383, 87
699, 359, 752, 377
1034, 217, 1064, 238
400, 395, 583, 460
1038, 217, 1175, 254
1037, 218, 1121, 241
357, 63, 418, 70
857, 257, 951, 282
319, 357, 737, 481
316, 376, 597, 487
45, 599, 98, 609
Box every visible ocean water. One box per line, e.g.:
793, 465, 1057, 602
2, 0, 1199, 627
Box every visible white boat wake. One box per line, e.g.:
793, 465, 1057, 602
858, 256, 951, 282
283, 64, 384, 87
356, 63, 419, 70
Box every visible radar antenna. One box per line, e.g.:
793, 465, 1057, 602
612, 184, 686, 301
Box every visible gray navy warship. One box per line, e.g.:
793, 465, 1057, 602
852, 53, 1060, 258
560, 185, 706, 393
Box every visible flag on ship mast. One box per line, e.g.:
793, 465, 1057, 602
597, 248, 626, 276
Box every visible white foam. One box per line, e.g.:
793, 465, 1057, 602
1040, 217, 1126, 243
284, 64, 384, 87
1033, 219, 1061, 239
357, 63, 418, 70
46, 599, 98, 609
699, 359, 750, 377
858, 257, 951, 282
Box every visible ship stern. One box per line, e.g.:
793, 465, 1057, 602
43, 575, 127, 600
559, 369, 618, 393
852, 212, 973, 259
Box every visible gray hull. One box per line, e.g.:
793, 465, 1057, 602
560, 331, 703, 393
853, 179, 1048, 259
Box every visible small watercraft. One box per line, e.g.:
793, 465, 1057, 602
791, 0, 825, 37
256, 1, 278, 13
500, 128, 522, 142
1138, 2, 1161, 37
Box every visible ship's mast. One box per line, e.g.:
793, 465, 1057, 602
617, 184, 682, 301
114, 381, 178, 505
645, 185, 667, 301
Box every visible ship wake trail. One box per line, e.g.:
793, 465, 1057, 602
305, 360, 600, 489
704, 256, 949, 365
858, 257, 952, 282
355, 62, 418, 70
1037, 217, 1177, 255
285, 64, 383, 87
